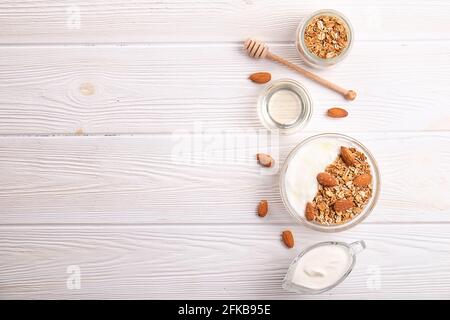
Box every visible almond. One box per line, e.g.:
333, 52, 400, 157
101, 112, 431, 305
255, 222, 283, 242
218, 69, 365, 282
334, 199, 354, 212
249, 72, 271, 84
317, 172, 338, 187
257, 200, 268, 217
281, 230, 294, 248
327, 107, 348, 118
340, 146, 356, 166
354, 174, 372, 187
256, 153, 274, 167
305, 202, 316, 221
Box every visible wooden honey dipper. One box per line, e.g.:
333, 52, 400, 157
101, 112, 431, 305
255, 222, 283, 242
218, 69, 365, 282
244, 38, 356, 101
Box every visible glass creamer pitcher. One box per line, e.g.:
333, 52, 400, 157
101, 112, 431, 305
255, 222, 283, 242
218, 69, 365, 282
282, 240, 366, 294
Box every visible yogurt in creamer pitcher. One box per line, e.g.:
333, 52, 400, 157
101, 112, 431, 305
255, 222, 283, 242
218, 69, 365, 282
282, 241, 366, 293
291, 244, 352, 289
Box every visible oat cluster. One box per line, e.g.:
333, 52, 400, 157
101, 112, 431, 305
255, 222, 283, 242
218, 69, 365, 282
311, 147, 373, 225
304, 15, 349, 59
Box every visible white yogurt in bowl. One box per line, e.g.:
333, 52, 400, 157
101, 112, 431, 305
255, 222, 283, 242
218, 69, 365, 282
284, 139, 341, 220
282, 240, 366, 294
279, 133, 380, 232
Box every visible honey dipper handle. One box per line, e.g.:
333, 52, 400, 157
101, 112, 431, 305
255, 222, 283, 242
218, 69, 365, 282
266, 52, 356, 101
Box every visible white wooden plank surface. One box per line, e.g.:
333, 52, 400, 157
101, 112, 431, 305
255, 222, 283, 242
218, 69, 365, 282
0, 42, 449, 135
0, 133, 448, 225
1, 224, 450, 299
1, 0, 450, 300
0, 0, 449, 43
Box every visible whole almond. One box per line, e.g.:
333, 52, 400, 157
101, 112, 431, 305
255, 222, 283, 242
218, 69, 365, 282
249, 72, 271, 84
257, 200, 268, 217
327, 107, 348, 118
256, 153, 274, 168
334, 199, 354, 212
317, 172, 338, 187
305, 202, 316, 221
354, 174, 372, 187
281, 230, 295, 248
340, 146, 356, 166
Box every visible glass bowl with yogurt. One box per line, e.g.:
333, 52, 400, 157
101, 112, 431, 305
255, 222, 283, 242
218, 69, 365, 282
279, 133, 380, 232
282, 240, 366, 294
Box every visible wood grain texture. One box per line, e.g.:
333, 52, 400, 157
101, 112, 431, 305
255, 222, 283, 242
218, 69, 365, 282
1, 224, 450, 299
0, 133, 448, 224
0, 42, 449, 135
0, 0, 449, 43
1, 0, 450, 300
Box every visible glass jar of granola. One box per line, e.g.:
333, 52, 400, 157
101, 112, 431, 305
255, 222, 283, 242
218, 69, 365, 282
295, 9, 354, 68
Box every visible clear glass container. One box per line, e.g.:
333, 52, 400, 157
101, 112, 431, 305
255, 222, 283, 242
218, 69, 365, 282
282, 240, 366, 294
295, 9, 354, 68
257, 78, 313, 135
279, 133, 380, 232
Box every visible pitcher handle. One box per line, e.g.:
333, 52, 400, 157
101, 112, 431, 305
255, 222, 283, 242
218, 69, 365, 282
349, 240, 366, 255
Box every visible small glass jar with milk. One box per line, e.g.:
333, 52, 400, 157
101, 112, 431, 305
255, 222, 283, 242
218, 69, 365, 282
257, 78, 313, 134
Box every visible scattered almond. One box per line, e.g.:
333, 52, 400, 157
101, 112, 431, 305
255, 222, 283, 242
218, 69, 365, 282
340, 146, 356, 166
249, 72, 271, 84
305, 202, 316, 221
317, 172, 338, 187
281, 230, 295, 248
257, 200, 268, 217
334, 199, 354, 212
354, 174, 372, 187
256, 153, 274, 167
327, 107, 348, 118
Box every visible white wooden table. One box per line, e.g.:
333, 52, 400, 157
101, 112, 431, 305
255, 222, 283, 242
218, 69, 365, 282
0, 0, 449, 299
